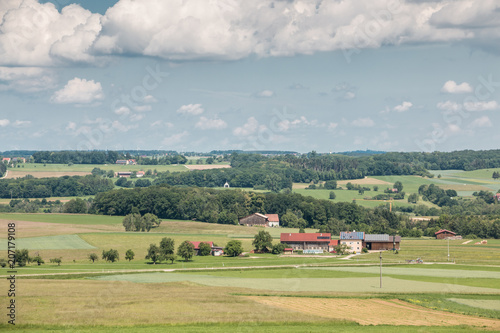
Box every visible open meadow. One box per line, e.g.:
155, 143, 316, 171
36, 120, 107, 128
1, 213, 500, 331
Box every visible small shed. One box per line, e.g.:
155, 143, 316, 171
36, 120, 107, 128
283, 248, 293, 255
435, 229, 456, 239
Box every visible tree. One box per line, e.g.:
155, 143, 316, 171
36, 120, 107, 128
225, 240, 243, 257
252, 230, 273, 253
102, 249, 119, 263
329, 191, 336, 200
50, 257, 62, 266
299, 227, 305, 233
492, 171, 500, 179
146, 244, 163, 264
125, 249, 135, 261
160, 237, 175, 255
324, 180, 337, 190
142, 213, 161, 231
122, 213, 141, 231
165, 253, 176, 264
264, 174, 282, 193
198, 242, 212, 256
334, 243, 349, 255
177, 240, 195, 262
408, 193, 419, 204
32, 255, 44, 265
373, 186, 378, 191
88, 253, 98, 263
393, 181, 403, 193
107, 170, 115, 178
14, 249, 29, 267
272, 243, 287, 254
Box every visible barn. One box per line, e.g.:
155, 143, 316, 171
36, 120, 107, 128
363, 234, 401, 251
239, 213, 279, 227
435, 229, 456, 239
280, 233, 331, 253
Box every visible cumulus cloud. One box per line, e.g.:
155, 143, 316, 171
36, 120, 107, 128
176, 103, 204, 115
134, 105, 152, 112
0, 2, 102, 66
0, 67, 56, 92
351, 117, 375, 127
143, 95, 157, 103
464, 101, 499, 111
114, 106, 130, 115
277, 116, 315, 131
393, 101, 413, 112
328, 122, 338, 130
0, 119, 10, 127
195, 116, 227, 130
255, 90, 275, 98
437, 101, 462, 111
130, 114, 145, 122
51, 78, 104, 104
233, 117, 259, 136
151, 120, 174, 128
441, 80, 473, 94
470, 116, 492, 128
66, 121, 77, 131
13, 120, 31, 127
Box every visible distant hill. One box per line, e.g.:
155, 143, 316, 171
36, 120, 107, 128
333, 150, 386, 156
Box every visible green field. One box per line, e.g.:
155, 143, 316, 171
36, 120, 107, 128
9, 163, 188, 173
0, 234, 95, 250
0, 213, 124, 225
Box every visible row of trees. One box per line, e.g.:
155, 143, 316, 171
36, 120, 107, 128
122, 212, 161, 232
31, 151, 188, 165
0, 175, 114, 199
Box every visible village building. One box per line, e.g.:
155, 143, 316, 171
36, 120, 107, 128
435, 229, 457, 239
496, 193, 500, 202
340, 231, 364, 254
239, 213, 280, 227
189, 241, 214, 255
2, 157, 11, 163
136, 171, 145, 178
116, 171, 132, 177
223, 181, 230, 188
363, 234, 401, 251
280, 233, 331, 253
115, 159, 137, 165
329, 239, 339, 253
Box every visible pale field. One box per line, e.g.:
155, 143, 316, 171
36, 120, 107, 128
184, 164, 231, 170
5, 171, 90, 179
337, 177, 393, 186
247, 297, 500, 329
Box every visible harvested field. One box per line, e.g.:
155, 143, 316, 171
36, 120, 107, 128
184, 165, 231, 170
0, 219, 121, 238
5, 170, 90, 179
337, 177, 392, 185
434, 184, 491, 192
247, 297, 500, 329
0, 234, 96, 250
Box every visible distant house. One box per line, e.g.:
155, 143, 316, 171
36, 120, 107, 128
496, 193, 500, 202
136, 171, 145, 178
115, 159, 137, 165
391, 188, 399, 193
224, 181, 230, 188
283, 248, 293, 255
435, 229, 456, 239
116, 171, 132, 177
329, 239, 339, 252
190, 241, 214, 255
2, 158, 11, 163
363, 234, 401, 251
11, 157, 25, 163
239, 213, 279, 227
280, 233, 331, 253
340, 231, 365, 254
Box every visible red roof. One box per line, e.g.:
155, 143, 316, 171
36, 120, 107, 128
284, 248, 293, 251
435, 229, 456, 235
329, 240, 339, 246
280, 233, 331, 242
266, 214, 279, 222
189, 241, 214, 249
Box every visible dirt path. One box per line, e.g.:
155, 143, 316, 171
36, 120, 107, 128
247, 296, 500, 329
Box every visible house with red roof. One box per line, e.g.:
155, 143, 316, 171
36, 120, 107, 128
189, 241, 222, 256
435, 229, 456, 239
280, 233, 331, 253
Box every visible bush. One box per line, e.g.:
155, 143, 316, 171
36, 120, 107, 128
361, 247, 368, 253
271, 243, 287, 254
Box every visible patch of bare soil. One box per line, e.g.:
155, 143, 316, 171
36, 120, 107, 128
337, 177, 392, 186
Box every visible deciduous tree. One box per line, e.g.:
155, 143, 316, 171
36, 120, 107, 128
177, 240, 195, 262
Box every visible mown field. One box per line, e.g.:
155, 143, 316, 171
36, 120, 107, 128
1, 209, 500, 331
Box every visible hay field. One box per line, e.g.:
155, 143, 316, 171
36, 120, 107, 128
5, 171, 90, 179
184, 164, 231, 170
247, 297, 500, 329
0, 234, 95, 250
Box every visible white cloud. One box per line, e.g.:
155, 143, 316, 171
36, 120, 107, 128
0, 119, 10, 127
464, 101, 499, 111
51, 78, 104, 104
151, 120, 174, 128
470, 116, 492, 128
134, 105, 152, 112
437, 101, 461, 111
393, 101, 413, 112
143, 95, 157, 103
277, 116, 315, 131
13, 120, 31, 128
441, 80, 473, 94
0, 67, 56, 92
255, 90, 275, 98
176, 103, 204, 115
328, 122, 338, 130
0, 2, 102, 66
66, 122, 77, 131
114, 106, 130, 115
130, 114, 145, 122
112, 120, 137, 132
351, 117, 375, 127
195, 116, 227, 130
233, 117, 259, 136
162, 131, 189, 145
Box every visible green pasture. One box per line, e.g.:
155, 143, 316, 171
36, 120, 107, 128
0, 213, 123, 225
448, 298, 500, 311
0, 234, 95, 250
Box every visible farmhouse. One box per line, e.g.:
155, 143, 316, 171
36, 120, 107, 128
239, 213, 280, 227
115, 159, 137, 165
340, 231, 364, 254
280, 233, 331, 253
363, 234, 401, 251
189, 241, 214, 255
136, 171, 145, 178
116, 171, 132, 177
496, 193, 500, 202
435, 229, 456, 239
2, 157, 11, 163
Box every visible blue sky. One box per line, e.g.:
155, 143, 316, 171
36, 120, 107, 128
1, 0, 499, 153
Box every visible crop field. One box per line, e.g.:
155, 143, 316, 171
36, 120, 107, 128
1, 214, 500, 331
0, 234, 95, 250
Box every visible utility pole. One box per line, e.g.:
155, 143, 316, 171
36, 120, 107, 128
447, 238, 450, 262
379, 251, 383, 288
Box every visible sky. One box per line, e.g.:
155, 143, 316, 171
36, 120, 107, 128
1, 0, 499, 153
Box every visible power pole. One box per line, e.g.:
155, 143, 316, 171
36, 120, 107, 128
447, 238, 450, 262
379, 251, 383, 288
